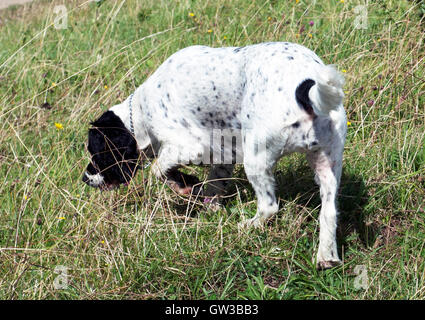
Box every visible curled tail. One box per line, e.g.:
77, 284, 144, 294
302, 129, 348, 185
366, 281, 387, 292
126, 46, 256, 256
310, 64, 345, 115
296, 65, 345, 116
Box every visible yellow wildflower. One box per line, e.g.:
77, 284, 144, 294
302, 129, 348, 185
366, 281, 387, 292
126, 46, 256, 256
308, 33, 312, 38
189, 12, 195, 17
223, 36, 227, 40
347, 121, 351, 126
342, 69, 347, 73
58, 217, 65, 220
207, 29, 213, 33
104, 85, 108, 89
51, 82, 57, 88
54, 122, 64, 130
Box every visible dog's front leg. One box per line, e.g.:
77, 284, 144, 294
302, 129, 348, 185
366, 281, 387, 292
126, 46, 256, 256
151, 144, 203, 196
203, 164, 234, 210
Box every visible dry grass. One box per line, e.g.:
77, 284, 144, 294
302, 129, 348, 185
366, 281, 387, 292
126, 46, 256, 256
0, 0, 424, 299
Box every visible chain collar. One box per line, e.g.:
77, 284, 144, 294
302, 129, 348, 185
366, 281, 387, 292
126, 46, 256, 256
129, 93, 135, 136
128, 92, 151, 169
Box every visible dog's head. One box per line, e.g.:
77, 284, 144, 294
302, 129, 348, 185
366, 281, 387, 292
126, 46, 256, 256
82, 110, 139, 190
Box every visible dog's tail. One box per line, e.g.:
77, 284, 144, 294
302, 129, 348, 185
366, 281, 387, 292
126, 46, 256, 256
306, 64, 345, 116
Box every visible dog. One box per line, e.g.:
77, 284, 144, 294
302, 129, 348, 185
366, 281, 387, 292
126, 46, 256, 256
82, 42, 347, 269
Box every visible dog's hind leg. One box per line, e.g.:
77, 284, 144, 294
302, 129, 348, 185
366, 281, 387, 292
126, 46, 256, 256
306, 144, 343, 269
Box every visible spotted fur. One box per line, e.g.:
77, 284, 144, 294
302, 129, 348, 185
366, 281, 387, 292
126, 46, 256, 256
83, 42, 347, 269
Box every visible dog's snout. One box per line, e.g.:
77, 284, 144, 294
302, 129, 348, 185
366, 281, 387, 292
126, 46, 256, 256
82, 170, 105, 188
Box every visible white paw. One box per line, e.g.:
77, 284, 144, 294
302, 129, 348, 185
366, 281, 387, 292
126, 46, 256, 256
316, 259, 342, 270
207, 201, 223, 212
238, 216, 264, 230
203, 196, 222, 212
316, 248, 341, 270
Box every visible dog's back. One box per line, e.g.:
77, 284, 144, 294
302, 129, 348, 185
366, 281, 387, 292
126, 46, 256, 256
138, 42, 344, 157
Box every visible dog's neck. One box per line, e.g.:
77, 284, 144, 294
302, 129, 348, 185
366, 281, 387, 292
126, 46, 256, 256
109, 90, 151, 150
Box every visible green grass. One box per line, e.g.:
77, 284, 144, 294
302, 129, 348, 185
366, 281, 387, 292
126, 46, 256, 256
0, 0, 424, 299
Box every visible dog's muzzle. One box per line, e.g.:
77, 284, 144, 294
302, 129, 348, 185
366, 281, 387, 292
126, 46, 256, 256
82, 171, 117, 191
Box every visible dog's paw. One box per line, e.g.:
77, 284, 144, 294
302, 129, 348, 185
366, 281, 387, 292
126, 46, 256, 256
316, 259, 342, 270
316, 246, 341, 270
238, 217, 264, 230
203, 197, 222, 212
167, 181, 192, 195
165, 170, 203, 196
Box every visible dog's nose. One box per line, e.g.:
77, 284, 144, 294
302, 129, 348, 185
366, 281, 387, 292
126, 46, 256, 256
82, 172, 89, 184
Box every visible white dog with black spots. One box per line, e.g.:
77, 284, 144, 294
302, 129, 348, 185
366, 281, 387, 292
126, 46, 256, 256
83, 42, 347, 269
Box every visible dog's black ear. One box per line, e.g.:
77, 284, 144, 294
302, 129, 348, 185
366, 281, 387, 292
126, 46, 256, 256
90, 111, 115, 127
89, 116, 101, 127
86, 110, 140, 186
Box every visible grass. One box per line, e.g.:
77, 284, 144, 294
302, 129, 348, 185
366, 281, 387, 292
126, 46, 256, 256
0, 0, 424, 299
